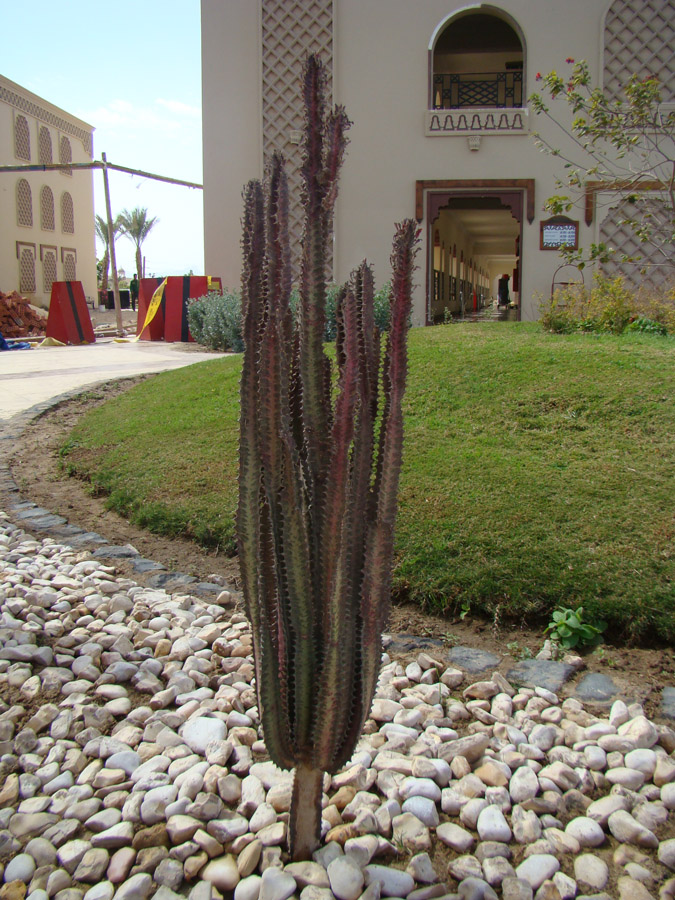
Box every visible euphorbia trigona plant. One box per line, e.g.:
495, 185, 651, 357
237, 54, 419, 860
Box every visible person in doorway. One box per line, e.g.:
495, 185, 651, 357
129, 274, 139, 311
497, 274, 510, 308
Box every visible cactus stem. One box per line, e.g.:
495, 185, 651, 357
289, 763, 324, 861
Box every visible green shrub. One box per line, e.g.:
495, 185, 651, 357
626, 316, 668, 336
545, 606, 606, 650
190, 282, 394, 351
187, 291, 244, 352
539, 291, 583, 334
540, 273, 675, 335
584, 275, 635, 334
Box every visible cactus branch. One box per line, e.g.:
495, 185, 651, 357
237, 54, 418, 860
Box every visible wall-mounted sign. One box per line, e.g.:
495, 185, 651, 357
540, 216, 579, 251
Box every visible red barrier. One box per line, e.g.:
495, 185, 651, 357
163, 276, 197, 343
137, 278, 165, 341
46, 282, 95, 345
137, 276, 222, 342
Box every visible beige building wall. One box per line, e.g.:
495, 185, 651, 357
0, 76, 96, 310
201, 0, 666, 324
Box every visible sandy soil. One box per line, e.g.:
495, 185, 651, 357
8, 375, 675, 721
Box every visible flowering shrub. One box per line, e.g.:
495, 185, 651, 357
540, 274, 675, 335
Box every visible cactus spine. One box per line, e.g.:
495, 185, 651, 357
237, 54, 418, 860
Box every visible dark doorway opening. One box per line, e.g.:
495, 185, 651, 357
425, 191, 524, 324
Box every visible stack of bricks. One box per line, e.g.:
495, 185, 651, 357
0, 291, 46, 337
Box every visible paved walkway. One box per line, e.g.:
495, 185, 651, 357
0, 339, 222, 422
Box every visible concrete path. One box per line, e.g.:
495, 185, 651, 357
0, 339, 222, 421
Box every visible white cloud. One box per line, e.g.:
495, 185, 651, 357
80, 97, 201, 137
156, 98, 200, 118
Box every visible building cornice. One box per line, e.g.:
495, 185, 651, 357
0, 76, 94, 157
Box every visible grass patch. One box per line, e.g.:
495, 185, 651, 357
64, 323, 675, 643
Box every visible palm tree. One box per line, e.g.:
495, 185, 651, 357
118, 207, 159, 280
95, 213, 122, 295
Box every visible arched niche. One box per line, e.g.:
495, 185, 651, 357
429, 5, 526, 110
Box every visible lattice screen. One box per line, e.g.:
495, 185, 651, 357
38, 126, 53, 165
63, 252, 76, 282
604, 0, 675, 102
59, 136, 72, 175
40, 186, 55, 231
61, 192, 74, 234
19, 248, 36, 293
14, 115, 30, 161
43, 251, 57, 293
16, 180, 33, 227
599, 196, 673, 291
262, 0, 333, 272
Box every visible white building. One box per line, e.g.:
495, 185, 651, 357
0, 75, 97, 309
201, 0, 674, 324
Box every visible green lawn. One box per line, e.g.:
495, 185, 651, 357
64, 323, 675, 643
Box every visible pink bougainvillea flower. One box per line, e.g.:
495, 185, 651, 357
566, 57, 575, 64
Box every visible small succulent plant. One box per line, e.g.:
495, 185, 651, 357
237, 54, 418, 859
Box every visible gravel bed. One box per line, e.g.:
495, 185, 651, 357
1, 512, 674, 900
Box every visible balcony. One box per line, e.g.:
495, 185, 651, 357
432, 71, 523, 109
426, 71, 528, 138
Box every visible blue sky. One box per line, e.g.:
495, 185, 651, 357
3, 0, 204, 277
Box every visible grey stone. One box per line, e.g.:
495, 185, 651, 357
113, 873, 153, 900
449, 647, 500, 674
181, 718, 227, 755
92, 545, 139, 559
575, 673, 621, 703
501, 877, 533, 900
147, 572, 197, 589
154, 858, 184, 890
506, 660, 575, 693
364, 865, 415, 898
458, 878, 498, 900
192, 583, 224, 597
662, 687, 675, 721
4, 851, 37, 883
383, 633, 445, 654
130, 558, 166, 574
73, 848, 110, 883
327, 856, 364, 900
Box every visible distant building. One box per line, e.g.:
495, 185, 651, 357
201, 0, 674, 324
0, 75, 97, 309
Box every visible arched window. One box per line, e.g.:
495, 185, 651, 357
16, 179, 33, 227
43, 249, 57, 293
38, 126, 53, 165
63, 250, 77, 282
14, 115, 31, 161
19, 247, 36, 293
61, 192, 74, 233
431, 9, 525, 109
40, 186, 55, 231
59, 136, 72, 175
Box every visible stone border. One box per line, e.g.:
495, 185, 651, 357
0, 383, 237, 603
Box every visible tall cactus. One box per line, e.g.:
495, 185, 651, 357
237, 54, 419, 861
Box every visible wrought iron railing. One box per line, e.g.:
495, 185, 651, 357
432, 71, 523, 109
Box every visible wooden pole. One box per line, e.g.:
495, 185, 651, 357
0, 160, 203, 190
102, 153, 124, 335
